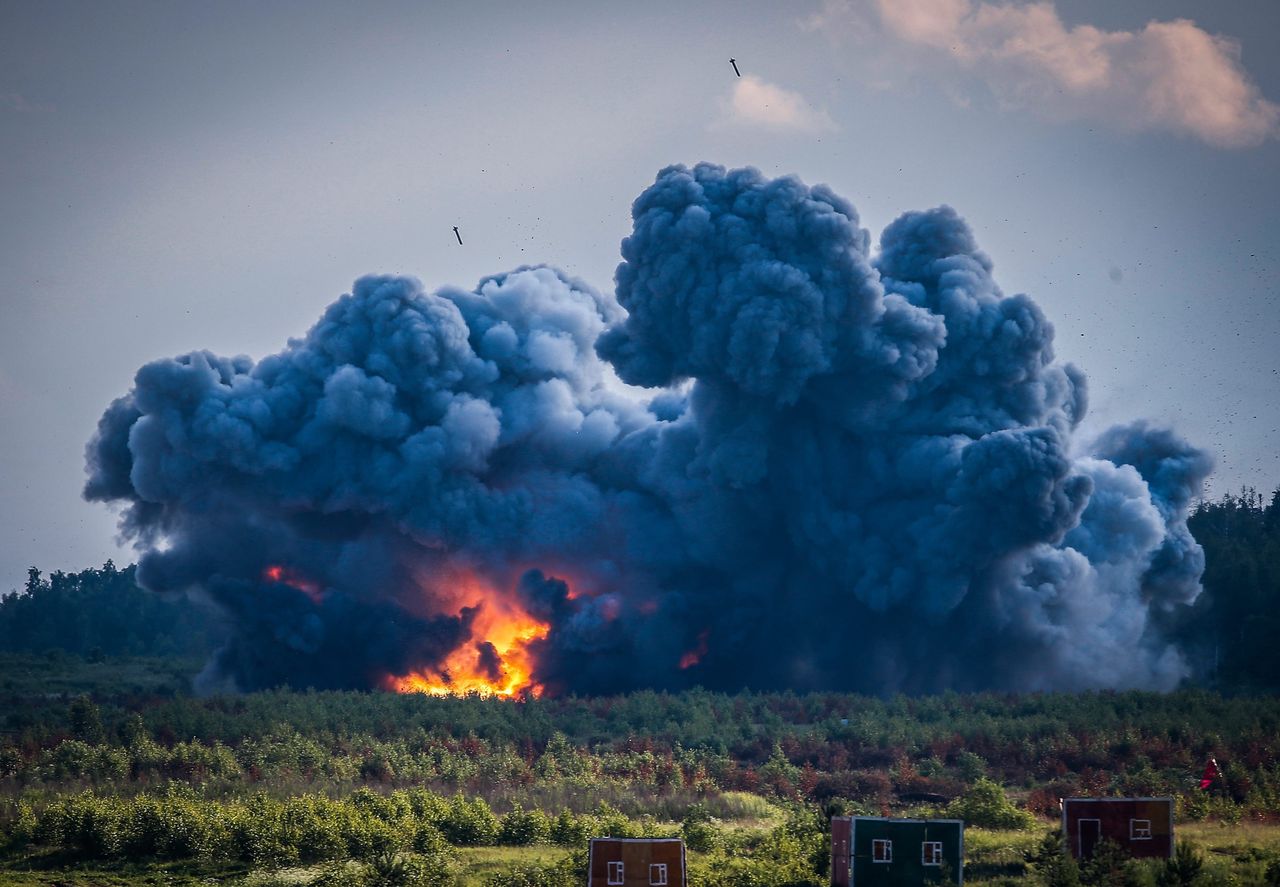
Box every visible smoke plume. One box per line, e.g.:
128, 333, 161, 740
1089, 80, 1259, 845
85, 163, 1211, 695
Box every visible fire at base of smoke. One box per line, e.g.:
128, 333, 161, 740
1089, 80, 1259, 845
84, 163, 1211, 697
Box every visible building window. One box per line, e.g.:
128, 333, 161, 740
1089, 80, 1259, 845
872, 839, 893, 863
922, 841, 944, 866
650, 862, 668, 885
608, 860, 624, 885
1131, 819, 1152, 840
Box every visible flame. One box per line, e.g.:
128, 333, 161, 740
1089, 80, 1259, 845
679, 629, 710, 670
385, 571, 549, 698
262, 564, 323, 603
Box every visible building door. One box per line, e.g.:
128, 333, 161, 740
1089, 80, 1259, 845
1079, 819, 1102, 860
831, 818, 852, 887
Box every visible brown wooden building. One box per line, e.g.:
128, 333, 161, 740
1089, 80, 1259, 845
588, 837, 686, 887
1061, 797, 1174, 860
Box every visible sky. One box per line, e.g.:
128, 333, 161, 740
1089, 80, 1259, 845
1, 0, 1278, 595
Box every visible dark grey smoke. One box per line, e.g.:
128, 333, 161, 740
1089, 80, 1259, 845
85, 163, 1212, 694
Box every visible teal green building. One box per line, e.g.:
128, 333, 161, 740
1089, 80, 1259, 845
832, 817, 964, 886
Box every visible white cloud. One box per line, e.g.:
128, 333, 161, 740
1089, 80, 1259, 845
720, 75, 838, 134
808, 0, 1279, 147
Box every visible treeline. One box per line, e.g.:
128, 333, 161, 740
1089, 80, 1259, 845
0, 562, 224, 658
3, 689, 1279, 823
1182, 487, 1280, 691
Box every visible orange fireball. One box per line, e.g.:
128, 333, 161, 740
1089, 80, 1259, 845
385, 569, 549, 698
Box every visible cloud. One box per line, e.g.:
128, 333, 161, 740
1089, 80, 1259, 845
808, 0, 1279, 147
719, 75, 837, 133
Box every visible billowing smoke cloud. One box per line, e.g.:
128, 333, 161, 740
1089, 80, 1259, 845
85, 163, 1211, 695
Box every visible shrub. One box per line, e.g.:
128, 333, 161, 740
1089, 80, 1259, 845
549, 809, 588, 847
1156, 840, 1204, 887
682, 803, 720, 853
500, 804, 551, 846
363, 849, 452, 887
439, 794, 499, 846
1025, 830, 1079, 887
1079, 839, 1140, 887
947, 778, 1034, 830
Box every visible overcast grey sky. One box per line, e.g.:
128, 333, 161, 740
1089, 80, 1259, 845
2, 0, 1278, 594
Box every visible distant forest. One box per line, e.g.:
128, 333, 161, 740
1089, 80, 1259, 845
3, 486, 1279, 692
1181, 486, 1280, 691
0, 561, 224, 659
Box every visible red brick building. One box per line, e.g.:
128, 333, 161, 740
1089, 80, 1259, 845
1061, 798, 1174, 860
588, 837, 686, 887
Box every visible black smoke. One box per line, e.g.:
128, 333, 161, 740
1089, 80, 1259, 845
85, 163, 1212, 694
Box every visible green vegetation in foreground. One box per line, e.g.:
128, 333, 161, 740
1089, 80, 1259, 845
3, 671, 1280, 884
4, 824, 1280, 886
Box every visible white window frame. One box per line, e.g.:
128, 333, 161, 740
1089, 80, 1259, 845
1130, 819, 1152, 840
608, 860, 624, 886
872, 838, 893, 863
922, 841, 944, 866
650, 862, 668, 885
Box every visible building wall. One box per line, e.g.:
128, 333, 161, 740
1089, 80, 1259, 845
1062, 798, 1174, 860
588, 837, 687, 887
848, 818, 964, 886
832, 816, 852, 887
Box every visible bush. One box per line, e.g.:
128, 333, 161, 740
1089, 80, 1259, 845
683, 803, 720, 853
947, 778, 1035, 830
549, 809, 588, 847
1079, 839, 1141, 887
364, 850, 453, 887
56, 792, 126, 858
439, 794, 499, 846
1156, 840, 1204, 887
1025, 830, 1079, 887
500, 804, 551, 846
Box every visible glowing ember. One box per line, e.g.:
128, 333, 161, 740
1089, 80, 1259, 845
385, 572, 550, 698
679, 629, 710, 670
262, 564, 323, 603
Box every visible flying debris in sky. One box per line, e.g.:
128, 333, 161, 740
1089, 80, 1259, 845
84, 162, 1211, 697
729, 57, 740, 77
453, 226, 463, 245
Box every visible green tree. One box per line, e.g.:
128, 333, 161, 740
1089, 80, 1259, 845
1156, 840, 1204, 887
69, 695, 104, 743
947, 778, 1034, 829
1079, 839, 1140, 887
1026, 830, 1079, 887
